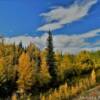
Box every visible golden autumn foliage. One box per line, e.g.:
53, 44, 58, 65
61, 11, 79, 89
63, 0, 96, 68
89, 69, 96, 86
55, 52, 63, 81
27, 43, 40, 60
11, 93, 17, 100
0, 58, 7, 86
75, 51, 94, 71
40, 72, 97, 100
17, 52, 35, 93
55, 52, 72, 81
37, 52, 51, 86
0, 37, 99, 99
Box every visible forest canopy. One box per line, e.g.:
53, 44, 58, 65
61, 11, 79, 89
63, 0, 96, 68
0, 32, 99, 100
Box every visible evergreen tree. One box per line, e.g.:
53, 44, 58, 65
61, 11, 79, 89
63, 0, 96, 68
0, 35, 4, 45
18, 41, 23, 57
12, 43, 18, 65
18, 41, 23, 49
46, 31, 57, 85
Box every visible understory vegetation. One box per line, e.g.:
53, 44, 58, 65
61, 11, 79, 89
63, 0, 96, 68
0, 31, 100, 100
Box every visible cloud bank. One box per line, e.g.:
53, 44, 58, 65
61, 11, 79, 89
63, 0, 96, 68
38, 0, 97, 31
3, 28, 100, 54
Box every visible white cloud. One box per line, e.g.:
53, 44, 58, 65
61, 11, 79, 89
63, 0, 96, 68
5, 36, 34, 47
38, 0, 97, 31
81, 47, 100, 52
3, 28, 100, 54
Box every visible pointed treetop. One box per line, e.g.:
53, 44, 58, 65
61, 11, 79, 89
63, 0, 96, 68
0, 35, 4, 44
48, 30, 52, 36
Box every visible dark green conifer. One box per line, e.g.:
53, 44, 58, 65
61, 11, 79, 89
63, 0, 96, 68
46, 31, 57, 85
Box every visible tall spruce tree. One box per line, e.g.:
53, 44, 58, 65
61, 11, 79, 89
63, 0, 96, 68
46, 31, 57, 85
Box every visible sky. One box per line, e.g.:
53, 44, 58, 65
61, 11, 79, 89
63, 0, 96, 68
0, 0, 100, 54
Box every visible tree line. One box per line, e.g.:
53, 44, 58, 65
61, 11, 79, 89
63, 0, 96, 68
0, 31, 100, 99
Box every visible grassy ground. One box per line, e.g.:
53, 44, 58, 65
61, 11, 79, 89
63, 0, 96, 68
73, 85, 100, 100
72, 68, 100, 100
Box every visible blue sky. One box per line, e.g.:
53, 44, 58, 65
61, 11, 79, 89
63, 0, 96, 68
0, 0, 100, 53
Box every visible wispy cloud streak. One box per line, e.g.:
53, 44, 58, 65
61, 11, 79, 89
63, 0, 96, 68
38, 0, 97, 31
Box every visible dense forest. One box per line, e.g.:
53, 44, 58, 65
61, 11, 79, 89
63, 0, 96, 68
0, 31, 100, 100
